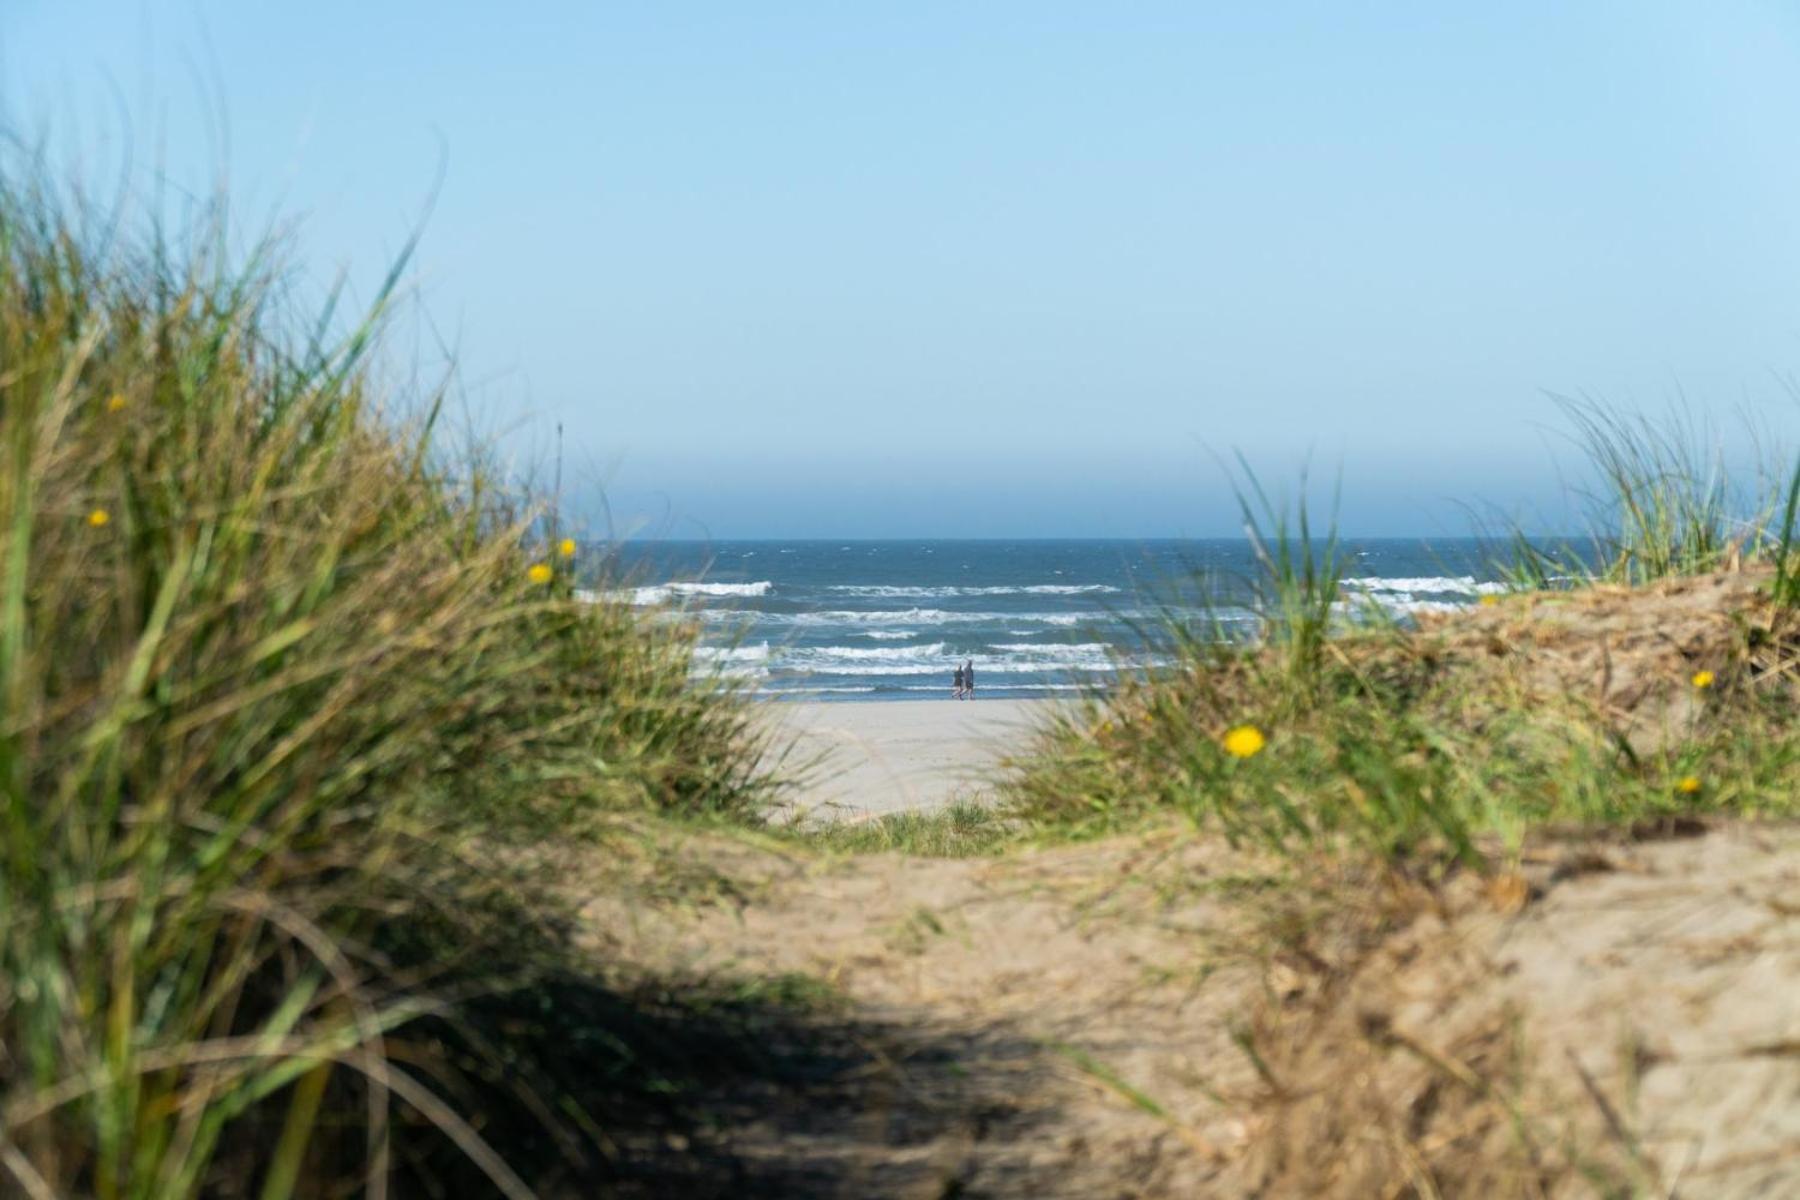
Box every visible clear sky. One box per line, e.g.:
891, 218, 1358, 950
7, 2, 1800, 537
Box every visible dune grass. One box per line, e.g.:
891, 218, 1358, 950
0, 166, 777, 1196
1773, 444, 1800, 609
6, 138, 1795, 1197
1497, 395, 1800, 592
999, 445, 1800, 1186
1232, 456, 1345, 684
1005, 438, 1800, 866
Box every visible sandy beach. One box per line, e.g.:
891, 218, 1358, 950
769, 699, 1057, 820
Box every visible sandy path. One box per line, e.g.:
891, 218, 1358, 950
576, 820, 1800, 1197
581, 827, 1266, 1197
767, 699, 1060, 819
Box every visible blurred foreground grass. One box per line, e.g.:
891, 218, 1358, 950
0, 165, 777, 1196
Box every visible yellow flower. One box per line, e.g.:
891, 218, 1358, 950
1690, 670, 1715, 690
1675, 775, 1702, 794
1478, 593, 1500, 607
558, 537, 577, 558
1222, 724, 1266, 759
527, 562, 553, 585
106, 393, 127, 412
87, 508, 110, 528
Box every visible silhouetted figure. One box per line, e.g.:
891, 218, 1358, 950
952, 663, 965, 699
963, 658, 975, 700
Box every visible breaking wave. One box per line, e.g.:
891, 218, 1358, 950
825, 584, 1121, 598
621, 580, 774, 605
1343, 575, 1505, 596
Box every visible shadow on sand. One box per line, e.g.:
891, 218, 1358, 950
394, 969, 1063, 1199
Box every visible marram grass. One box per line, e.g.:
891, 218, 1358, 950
1005, 463, 1800, 864
0, 169, 774, 1196
1496, 393, 1800, 592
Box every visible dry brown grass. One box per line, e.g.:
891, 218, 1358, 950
1411, 567, 1790, 756
1235, 820, 1800, 1198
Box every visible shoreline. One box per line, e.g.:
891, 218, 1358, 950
767, 699, 1056, 820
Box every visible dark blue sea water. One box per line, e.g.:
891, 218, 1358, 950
599, 539, 1507, 700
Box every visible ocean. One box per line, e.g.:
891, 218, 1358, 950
604, 539, 1508, 701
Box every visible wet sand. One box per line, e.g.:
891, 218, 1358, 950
769, 699, 1056, 820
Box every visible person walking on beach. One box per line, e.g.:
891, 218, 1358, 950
952, 662, 965, 700
963, 658, 975, 700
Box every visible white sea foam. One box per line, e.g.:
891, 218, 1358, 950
1343, 575, 1504, 596
641, 559, 1510, 699
623, 580, 774, 604
826, 583, 1121, 598
777, 609, 1086, 628
1005, 584, 1121, 594
688, 630, 1156, 683
689, 642, 773, 678
691, 643, 771, 664
988, 642, 1114, 657
785, 642, 948, 664
690, 643, 772, 677
700, 635, 1143, 679
784, 657, 1137, 677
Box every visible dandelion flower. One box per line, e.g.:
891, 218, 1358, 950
1222, 724, 1266, 759
1675, 775, 1702, 794
1478, 593, 1500, 607
87, 508, 110, 528
1691, 670, 1715, 689
558, 537, 577, 558
527, 562, 553, 585
106, 393, 126, 412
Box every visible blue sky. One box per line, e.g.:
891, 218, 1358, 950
7, 2, 1800, 537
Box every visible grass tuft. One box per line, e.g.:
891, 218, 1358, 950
0, 159, 774, 1195
1006, 459, 1800, 865
1494, 395, 1800, 596
1233, 455, 1346, 689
